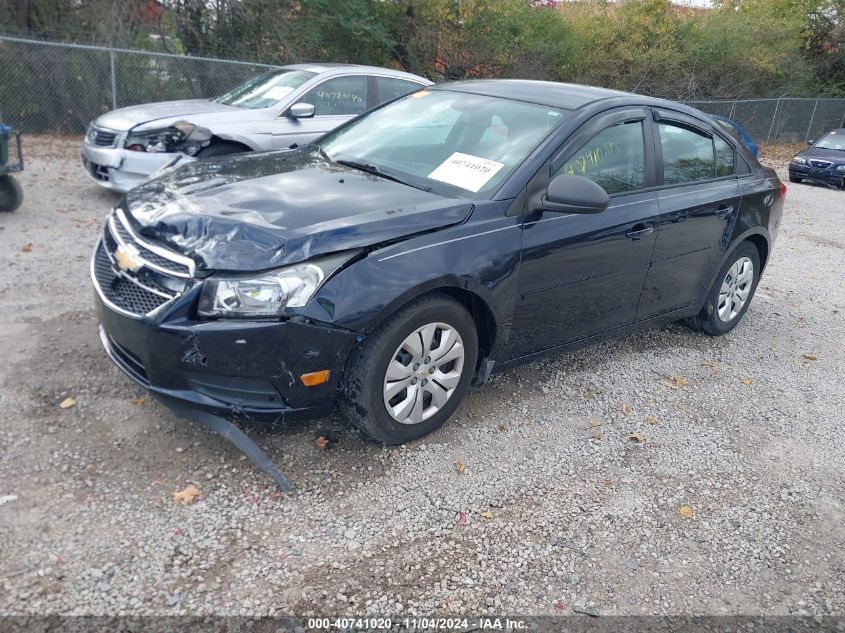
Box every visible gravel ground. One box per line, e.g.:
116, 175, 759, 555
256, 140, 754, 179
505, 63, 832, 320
0, 138, 843, 618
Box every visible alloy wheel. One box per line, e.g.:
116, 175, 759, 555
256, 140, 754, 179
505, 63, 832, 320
717, 256, 754, 322
382, 322, 465, 425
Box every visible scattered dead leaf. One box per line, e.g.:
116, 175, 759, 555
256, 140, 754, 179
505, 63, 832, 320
270, 491, 284, 501
740, 378, 753, 385
496, 424, 508, 432
802, 354, 817, 361
151, 479, 161, 486
59, 397, 76, 409
603, 479, 613, 486
588, 419, 603, 428
702, 360, 717, 368
480, 510, 493, 519
626, 432, 644, 443
662, 375, 688, 389
622, 403, 632, 416
313, 436, 329, 449
678, 505, 694, 520
455, 461, 466, 475
21, 243, 33, 253
592, 431, 603, 440
646, 416, 658, 425
172, 484, 201, 505
458, 511, 467, 526
131, 397, 147, 406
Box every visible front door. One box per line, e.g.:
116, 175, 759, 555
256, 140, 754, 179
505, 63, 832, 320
507, 108, 660, 358
271, 74, 370, 149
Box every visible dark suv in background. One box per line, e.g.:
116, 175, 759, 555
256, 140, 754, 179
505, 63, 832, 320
92, 80, 784, 445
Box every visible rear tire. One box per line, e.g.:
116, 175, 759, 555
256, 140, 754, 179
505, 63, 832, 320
196, 142, 249, 159
0, 175, 23, 212
340, 293, 478, 444
686, 242, 760, 336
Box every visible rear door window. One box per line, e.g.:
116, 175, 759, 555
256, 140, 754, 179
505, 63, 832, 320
658, 122, 716, 185
300, 75, 368, 116
375, 77, 422, 104
714, 135, 735, 177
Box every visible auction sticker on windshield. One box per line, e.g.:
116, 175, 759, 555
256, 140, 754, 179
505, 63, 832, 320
428, 152, 504, 192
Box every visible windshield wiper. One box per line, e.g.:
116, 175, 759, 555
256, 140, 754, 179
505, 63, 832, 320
335, 158, 431, 192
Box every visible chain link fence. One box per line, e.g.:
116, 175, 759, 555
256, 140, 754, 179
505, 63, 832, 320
2, 36, 845, 142
688, 98, 845, 143
0, 36, 278, 134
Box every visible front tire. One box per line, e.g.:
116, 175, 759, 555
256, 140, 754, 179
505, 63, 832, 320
687, 242, 760, 336
788, 175, 801, 184
340, 293, 478, 444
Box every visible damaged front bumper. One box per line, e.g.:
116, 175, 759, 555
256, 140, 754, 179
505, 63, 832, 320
95, 290, 359, 423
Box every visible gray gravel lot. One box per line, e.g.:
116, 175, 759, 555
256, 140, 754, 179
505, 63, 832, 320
0, 138, 843, 617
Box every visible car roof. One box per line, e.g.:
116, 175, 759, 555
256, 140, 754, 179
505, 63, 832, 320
433, 79, 634, 110
281, 63, 431, 84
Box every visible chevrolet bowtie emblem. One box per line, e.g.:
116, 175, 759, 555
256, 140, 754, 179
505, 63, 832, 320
114, 245, 142, 272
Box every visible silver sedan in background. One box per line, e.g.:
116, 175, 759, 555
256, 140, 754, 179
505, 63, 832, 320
82, 63, 431, 193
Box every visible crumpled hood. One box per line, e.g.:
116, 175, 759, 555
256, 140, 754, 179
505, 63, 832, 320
95, 99, 240, 132
796, 147, 845, 162
123, 148, 473, 272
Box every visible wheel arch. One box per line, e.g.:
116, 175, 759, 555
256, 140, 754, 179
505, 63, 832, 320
207, 135, 255, 152
363, 278, 501, 370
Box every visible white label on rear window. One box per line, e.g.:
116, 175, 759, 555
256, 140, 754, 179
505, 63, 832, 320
263, 86, 294, 101
428, 152, 504, 192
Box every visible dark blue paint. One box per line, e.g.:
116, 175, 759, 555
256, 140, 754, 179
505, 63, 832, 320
96, 83, 784, 422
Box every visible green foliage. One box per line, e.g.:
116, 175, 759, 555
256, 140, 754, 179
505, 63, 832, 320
0, 0, 842, 97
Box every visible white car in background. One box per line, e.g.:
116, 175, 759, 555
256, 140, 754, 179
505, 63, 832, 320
82, 63, 431, 193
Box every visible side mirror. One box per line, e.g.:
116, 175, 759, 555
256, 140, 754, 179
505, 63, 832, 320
807, 139, 815, 145
288, 103, 315, 119
542, 174, 610, 214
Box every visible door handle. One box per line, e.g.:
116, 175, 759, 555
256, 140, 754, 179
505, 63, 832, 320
716, 204, 734, 219
625, 224, 655, 240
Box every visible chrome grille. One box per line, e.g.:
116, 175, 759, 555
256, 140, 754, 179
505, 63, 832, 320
809, 159, 832, 169
109, 213, 192, 277
108, 210, 193, 278
93, 241, 175, 316
87, 126, 118, 147
92, 209, 196, 318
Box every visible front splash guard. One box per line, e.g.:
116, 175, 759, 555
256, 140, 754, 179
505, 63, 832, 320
162, 399, 292, 492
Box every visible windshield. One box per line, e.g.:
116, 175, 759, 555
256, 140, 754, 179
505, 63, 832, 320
215, 69, 316, 109
814, 130, 845, 151
320, 89, 568, 197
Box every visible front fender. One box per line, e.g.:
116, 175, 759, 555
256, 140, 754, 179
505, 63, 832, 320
301, 203, 522, 360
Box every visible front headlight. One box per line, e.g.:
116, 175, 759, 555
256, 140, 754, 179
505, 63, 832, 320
125, 121, 209, 154
125, 127, 174, 152
835, 165, 845, 173
791, 156, 807, 165
197, 251, 357, 318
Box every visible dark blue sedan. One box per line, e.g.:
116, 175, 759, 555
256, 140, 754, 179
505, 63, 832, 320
92, 80, 785, 445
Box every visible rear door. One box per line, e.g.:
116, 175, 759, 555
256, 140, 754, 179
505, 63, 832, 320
637, 111, 742, 319
507, 107, 660, 357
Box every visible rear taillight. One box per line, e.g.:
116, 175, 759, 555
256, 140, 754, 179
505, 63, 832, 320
779, 180, 787, 200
